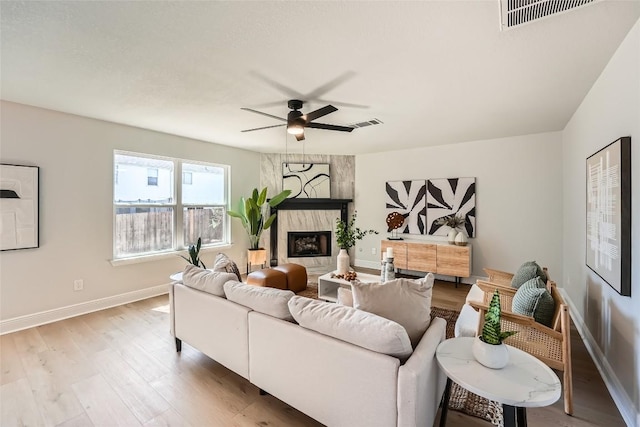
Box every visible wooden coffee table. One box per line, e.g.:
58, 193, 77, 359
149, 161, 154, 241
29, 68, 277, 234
317, 271, 380, 302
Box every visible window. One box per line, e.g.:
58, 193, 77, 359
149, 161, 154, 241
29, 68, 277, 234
113, 151, 229, 259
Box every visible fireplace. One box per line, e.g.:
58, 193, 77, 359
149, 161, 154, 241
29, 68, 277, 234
288, 231, 331, 258
269, 198, 351, 266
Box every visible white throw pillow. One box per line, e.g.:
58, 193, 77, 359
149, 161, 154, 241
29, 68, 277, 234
351, 273, 434, 348
224, 281, 295, 321
337, 287, 354, 307
288, 296, 413, 359
182, 264, 237, 297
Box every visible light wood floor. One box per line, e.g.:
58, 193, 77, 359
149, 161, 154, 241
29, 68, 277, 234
0, 278, 625, 427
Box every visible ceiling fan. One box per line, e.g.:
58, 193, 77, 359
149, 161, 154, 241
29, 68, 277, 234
240, 99, 354, 141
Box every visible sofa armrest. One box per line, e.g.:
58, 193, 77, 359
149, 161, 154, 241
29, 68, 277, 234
397, 317, 447, 427
168, 283, 176, 338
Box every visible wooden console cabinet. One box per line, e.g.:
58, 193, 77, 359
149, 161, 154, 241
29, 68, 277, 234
380, 240, 471, 279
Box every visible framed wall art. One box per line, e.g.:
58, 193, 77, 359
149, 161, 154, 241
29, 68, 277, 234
0, 164, 40, 251
385, 180, 426, 234
282, 163, 330, 198
426, 177, 476, 237
586, 136, 631, 296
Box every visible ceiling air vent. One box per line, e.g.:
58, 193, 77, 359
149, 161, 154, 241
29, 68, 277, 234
500, 0, 598, 30
350, 118, 383, 129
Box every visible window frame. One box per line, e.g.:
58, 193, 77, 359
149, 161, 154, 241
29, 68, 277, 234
112, 150, 231, 261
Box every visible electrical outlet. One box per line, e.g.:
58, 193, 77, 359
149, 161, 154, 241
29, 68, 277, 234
371, 247, 377, 255
73, 279, 84, 291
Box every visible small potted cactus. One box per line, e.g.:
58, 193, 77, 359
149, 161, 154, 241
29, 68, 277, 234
472, 289, 517, 369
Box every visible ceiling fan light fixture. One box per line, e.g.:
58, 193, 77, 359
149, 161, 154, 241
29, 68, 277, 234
287, 124, 304, 136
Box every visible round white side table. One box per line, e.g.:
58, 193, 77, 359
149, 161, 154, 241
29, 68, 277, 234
436, 337, 561, 427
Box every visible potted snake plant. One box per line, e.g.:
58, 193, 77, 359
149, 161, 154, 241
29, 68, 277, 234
472, 289, 517, 369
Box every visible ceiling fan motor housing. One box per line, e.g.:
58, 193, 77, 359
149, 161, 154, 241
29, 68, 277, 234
287, 99, 304, 110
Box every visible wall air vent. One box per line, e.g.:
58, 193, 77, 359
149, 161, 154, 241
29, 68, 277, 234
500, 0, 597, 30
350, 118, 383, 129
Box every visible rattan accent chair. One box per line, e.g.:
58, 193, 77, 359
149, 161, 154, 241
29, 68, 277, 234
469, 268, 573, 415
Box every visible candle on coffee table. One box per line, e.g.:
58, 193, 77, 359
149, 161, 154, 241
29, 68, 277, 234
386, 247, 393, 259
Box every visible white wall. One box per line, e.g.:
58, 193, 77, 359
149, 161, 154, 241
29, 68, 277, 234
354, 132, 563, 282
562, 19, 640, 426
0, 101, 260, 324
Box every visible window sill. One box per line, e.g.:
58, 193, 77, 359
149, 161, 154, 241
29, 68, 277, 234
109, 243, 232, 267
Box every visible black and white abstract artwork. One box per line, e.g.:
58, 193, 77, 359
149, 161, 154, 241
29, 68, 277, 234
282, 163, 330, 198
426, 177, 476, 237
1, 164, 39, 251
586, 137, 631, 296
385, 180, 426, 234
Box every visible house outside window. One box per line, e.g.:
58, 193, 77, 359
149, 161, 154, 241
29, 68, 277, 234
113, 151, 229, 259
183, 171, 192, 185
147, 168, 158, 186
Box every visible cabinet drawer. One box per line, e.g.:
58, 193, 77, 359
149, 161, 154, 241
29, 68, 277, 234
406, 242, 436, 272
436, 245, 471, 277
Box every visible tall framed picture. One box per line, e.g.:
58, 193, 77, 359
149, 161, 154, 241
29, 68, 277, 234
586, 136, 631, 296
0, 164, 40, 251
426, 177, 476, 237
385, 180, 426, 234
282, 163, 330, 198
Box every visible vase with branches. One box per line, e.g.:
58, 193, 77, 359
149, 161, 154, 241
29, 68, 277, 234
335, 211, 378, 275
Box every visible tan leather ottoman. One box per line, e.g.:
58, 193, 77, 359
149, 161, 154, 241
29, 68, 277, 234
246, 268, 287, 290
273, 263, 308, 292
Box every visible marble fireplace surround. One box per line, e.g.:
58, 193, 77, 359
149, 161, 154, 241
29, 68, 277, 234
269, 198, 352, 267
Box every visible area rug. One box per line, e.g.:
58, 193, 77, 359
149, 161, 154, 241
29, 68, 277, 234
296, 281, 503, 426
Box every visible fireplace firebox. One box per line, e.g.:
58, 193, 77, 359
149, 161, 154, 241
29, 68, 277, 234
288, 231, 331, 258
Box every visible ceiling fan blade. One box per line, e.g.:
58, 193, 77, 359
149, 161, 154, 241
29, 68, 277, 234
295, 133, 305, 142
249, 71, 304, 99
305, 71, 356, 100
316, 98, 370, 109
241, 107, 287, 122
306, 122, 354, 132
241, 124, 286, 132
304, 105, 338, 123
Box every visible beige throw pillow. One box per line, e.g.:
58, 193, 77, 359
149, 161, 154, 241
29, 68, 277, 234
351, 273, 434, 348
288, 296, 413, 359
182, 264, 237, 297
337, 287, 354, 307
224, 281, 295, 321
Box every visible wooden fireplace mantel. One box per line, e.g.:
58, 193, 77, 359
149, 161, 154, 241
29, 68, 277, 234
269, 198, 352, 266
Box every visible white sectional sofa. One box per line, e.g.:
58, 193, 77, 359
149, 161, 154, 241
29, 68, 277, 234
169, 270, 448, 427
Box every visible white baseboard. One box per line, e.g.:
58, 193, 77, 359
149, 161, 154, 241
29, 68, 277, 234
556, 288, 638, 427
0, 284, 169, 335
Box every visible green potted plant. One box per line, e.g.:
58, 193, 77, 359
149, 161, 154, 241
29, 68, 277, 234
180, 237, 206, 268
227, 187, 291, 267
472, 289, 517, 369
335, 211, 378, 274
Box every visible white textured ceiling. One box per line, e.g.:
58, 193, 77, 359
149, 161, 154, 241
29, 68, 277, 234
2, 1, 639, 155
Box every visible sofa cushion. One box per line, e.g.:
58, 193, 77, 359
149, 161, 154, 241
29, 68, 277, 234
213, 253, 243, 281
511, 261, 547, 289
224, 281, 295, 321
288, 296, 413, 359
512, 277, 555, 327
454, 303, 480, 337
182, 264, 237, 297
351, 274, 434, 348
